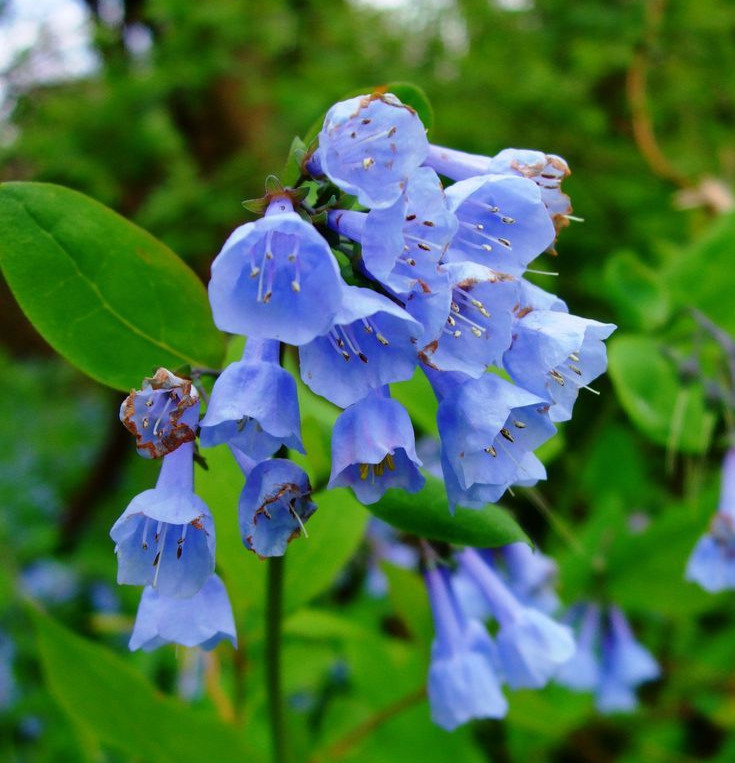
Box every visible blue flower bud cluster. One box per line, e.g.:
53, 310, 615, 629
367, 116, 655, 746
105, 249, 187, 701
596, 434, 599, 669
109, 91, 616, 665
208, 91, 615, 515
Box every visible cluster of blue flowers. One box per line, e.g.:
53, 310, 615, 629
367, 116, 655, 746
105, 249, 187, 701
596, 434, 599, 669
109, 91, 624, 724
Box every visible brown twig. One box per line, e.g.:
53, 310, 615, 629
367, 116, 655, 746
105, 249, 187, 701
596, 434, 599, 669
305, 685, 426, 763
625, 0, 691, 189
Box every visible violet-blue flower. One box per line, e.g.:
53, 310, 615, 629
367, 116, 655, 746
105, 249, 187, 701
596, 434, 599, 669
199, 338, 303, 461
503, 310, 616, 422
430, 370, 555, 507
597, 606, 659, 713
238, 457, 316, 558
459, 548, 575, 689
328, 389, 424, 505
208, 196, 345, 345
443, 174, 556, 275
420, 262, 518, 377
555, 604, 602, 692
686, 447, 735, 592
110, 441, 215, 598
424, 145, 572, 233
424, 564, 507, 730
298, 285, 422, 408
310, 93, 429, 209
120, 368, 199, 459
328, 167, 457, 294
129, 574, 236, 651
501, 542, 560, 614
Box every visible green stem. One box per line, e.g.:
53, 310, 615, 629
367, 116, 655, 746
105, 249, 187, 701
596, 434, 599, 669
266, 555, 286, 763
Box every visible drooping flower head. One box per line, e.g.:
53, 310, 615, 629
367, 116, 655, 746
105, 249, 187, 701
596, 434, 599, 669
424, 563, 507, 730
299, 285, 422, 408
208, 196, 345, 345
238, 457, 317, 558
687, 447, 735, 592
200, 338, 303, 461
310, 93, 430, 209
458, 548, 575, 689
430, 370, 556, 509
129, 574, 236, 651
443, 174, 556, 275
120, 368, 199, 459
329, 389, 424, 505
110, 441, 215, 598
503, 310, 616, 422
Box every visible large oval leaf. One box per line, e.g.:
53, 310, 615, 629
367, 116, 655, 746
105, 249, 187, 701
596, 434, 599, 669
0, 182, 225, 390
368, 475, 529, 547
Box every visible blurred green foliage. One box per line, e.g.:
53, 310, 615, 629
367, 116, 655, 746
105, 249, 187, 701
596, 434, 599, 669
2, 0, 735, 761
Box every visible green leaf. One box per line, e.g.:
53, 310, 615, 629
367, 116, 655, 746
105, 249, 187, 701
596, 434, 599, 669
0, 182, 225, 390
368, 475, 529, 547
604, 250, 671, 330
608, 334, 715, 453
29, 606, 260, 763
664, 212, 735, 334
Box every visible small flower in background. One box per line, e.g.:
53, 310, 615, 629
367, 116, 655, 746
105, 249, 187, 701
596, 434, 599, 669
208, 195, 346, 345
458, 548, 575, 689
120, 368, 199, 459
363, 518, 419, 597
556, 603, 660, 713
329, 389, 424, 504
110, 441, 216, 598
238, 457, 317, 558
424, 563, 507, 730
129, 574, 236, 651
687, 447, 735, 592
200, 338, 304, 461
19, 559, 79, 605
311, 93, 430, 209
0, 631, 16, 711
